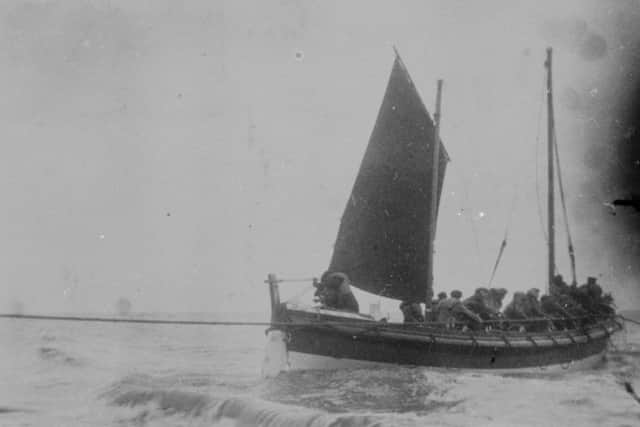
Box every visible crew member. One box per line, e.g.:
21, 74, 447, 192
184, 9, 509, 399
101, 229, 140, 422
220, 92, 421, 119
540, 295, 574, 330
428, 292, 448, 321
329, 272, 360, 313
574, 277, 615, 319
400, 301, 425, 323
463, 288, 499, 321
437, 290, 482, 330
313, 272, 338, 308
550, 274, 570, 296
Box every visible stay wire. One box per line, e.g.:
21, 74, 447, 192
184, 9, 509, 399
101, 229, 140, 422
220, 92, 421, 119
534, 73, 548, 243
553, 127, 578, 285
488, 75, 545, 286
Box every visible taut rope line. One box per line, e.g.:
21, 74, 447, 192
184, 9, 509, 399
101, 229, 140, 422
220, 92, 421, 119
0, 312, 623, 327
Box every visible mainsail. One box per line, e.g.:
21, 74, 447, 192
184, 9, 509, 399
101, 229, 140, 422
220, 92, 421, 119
329, 54, 449, 302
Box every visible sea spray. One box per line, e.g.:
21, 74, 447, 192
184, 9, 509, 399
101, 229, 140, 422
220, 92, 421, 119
37, 346, 83, 367
262, 330, 289, 378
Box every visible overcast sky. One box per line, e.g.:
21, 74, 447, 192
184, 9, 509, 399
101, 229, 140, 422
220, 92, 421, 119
1, 0, 639, 315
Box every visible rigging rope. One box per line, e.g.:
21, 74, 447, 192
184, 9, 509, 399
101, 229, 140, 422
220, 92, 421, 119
534, 73, 548, 243
488, 75, 545, 286
487, 237, 507, 287
488, 186, 518, 286
553, 128, 578, 286
618, 314, 640, 326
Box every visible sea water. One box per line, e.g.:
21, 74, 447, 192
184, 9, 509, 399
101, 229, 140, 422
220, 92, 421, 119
1, 314, 639, 427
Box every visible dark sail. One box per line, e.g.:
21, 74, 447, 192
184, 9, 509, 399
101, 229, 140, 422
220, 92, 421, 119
328, 55, 449, 302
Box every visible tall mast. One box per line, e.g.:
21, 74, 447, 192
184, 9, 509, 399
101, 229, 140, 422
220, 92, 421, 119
427, 79, 443, 308
545, 48, 555, 294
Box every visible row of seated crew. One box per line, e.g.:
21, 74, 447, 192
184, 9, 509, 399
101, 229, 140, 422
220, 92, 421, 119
399, 275, 615, 332
398, 289, 503, 329
549, 275, 616, 319
513, 275, 616, 331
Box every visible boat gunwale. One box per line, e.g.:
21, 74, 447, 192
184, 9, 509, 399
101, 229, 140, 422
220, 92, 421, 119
280, 304, 621, 349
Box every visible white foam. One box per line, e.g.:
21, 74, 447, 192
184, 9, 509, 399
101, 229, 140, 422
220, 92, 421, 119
262, 330, 289, 378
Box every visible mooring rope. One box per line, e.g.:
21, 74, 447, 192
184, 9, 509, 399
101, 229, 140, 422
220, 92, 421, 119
0, 313, 454, 328
0, 314, 274, 326
0, 313, 615, 327
0, 313, 396, 328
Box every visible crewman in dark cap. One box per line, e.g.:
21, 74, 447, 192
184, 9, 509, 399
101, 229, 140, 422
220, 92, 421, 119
555, 293, 589, 327
400, 301, 425, 323
427, 292, 447, 321
313, 271, 338, 308
540, 295, 575, 330
568, 277, 608, 322
313, 271, 338, 309
332, 272, 359, 313
463, 288, 499, 321
550, 274, 570, 297
431, 291, 447, 307
438, 290, 482, 330
314, 271, 359, 313
576, 277, 616, 319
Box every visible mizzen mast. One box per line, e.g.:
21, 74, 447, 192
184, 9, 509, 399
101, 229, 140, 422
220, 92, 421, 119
545, 47, 556, 294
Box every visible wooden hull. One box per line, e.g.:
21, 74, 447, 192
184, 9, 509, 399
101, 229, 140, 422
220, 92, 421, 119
286, 348, 608, 374
271, 303, 621, 372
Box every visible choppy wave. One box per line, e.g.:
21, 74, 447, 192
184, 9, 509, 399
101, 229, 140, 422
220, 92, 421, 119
259, 368, 464, 414
3, 317, 640, 426
103, 384, 390, 427
37, 346, 83, 367
0, 406, 34, 414
101, 365, 640, 427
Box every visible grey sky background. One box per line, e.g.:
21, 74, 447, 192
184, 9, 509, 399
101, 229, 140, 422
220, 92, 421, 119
1, 0, 639, 315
